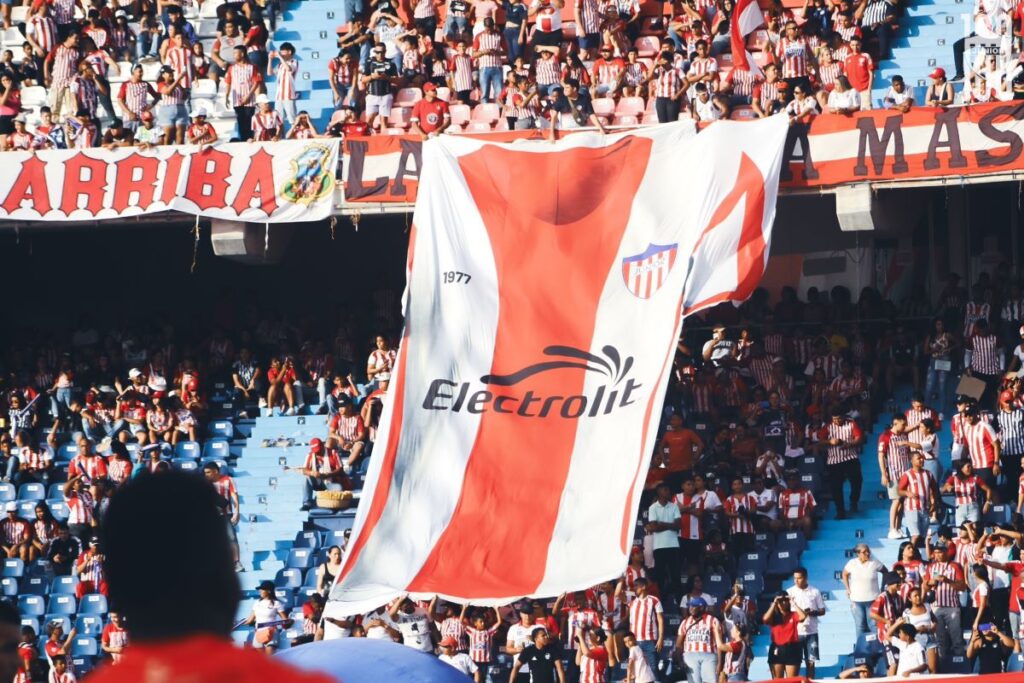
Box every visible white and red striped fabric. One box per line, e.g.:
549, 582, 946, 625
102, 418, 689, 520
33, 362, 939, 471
898, 469, 933, 512
326, 119, 788, 614
946, 473, 981, 505
730, 0, 764, 72
628, 594, 662, 641
679, 613, 719, 652
724, 492, 757, 534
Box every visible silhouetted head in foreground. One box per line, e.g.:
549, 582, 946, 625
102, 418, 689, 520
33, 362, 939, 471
102, 471, 240, 641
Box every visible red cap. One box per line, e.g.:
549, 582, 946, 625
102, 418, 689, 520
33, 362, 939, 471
187, 379, 199, 392
929, 67, 946, 80
141, 111, 153, 121
422, 82, 437, 92
440, 636, 458, 648
309, 438, 323, 451
1000, 390, 1015, 404
600, 44, 613, 51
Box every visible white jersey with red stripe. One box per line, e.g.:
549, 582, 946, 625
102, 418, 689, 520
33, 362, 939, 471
473, 30, 504, 69
946, 473, 982, 505
628, 595, 662, 641
898, 469, 933, 512
465, 623, 499, 662
966, 420, 999, 469
593, 57, 625, 87
723, 492, 757, 534
227, 62, 260, 106
906, 406, 939, 432
48, 44, 79, 90
778, 488, 815, 519
252, 110, 283, 140
775, 36, 811, 78
532, 0, 563, 31
28, 15, 58, 54
579, 646, 609, 683
818, 420, 863, 465
535, 55, 561, 85
165, 45, 194, 88
878, 429, 911, 483
678, 613, 719, 653
66, 492, 94, 525
964, 301, 991, 337
565, 608, 602, 650
274, 56, 299, 101
578, 0, 602, 33
673, 493, 705, 540
212, 475, 238, 516
447, 53, 474, 91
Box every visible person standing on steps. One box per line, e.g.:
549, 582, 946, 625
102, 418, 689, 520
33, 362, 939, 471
842, 544, 886, 636
817, 408, 864, 519
786, 567, 826, 678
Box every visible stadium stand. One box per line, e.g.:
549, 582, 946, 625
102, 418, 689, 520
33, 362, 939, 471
0, 0, 981, 149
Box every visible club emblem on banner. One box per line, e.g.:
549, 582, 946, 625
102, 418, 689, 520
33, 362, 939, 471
280, 143, 335, 205
621, 243, 678, 299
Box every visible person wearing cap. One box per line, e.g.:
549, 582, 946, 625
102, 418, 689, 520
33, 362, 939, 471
251, 92, 283, 141
506, 601, 541, 680
677, 597, 724, 683
286, 437, 345, 511
869, 572, 906, 645
6, 114, 32, 151
925, 67, 954, 107
117, 63, 157, 132
44, 619, 77, 676
438, 635, 479, 679
409, 81, 450, 139
133, 108, 162, 148
763, 591, 806, 678
186, 105, 218, 146
74, 536, 107, 599
244, 580, 292, 654
591, 44, 625, 97
224, 44, 263, 140
0, 501, 30, 562
362, 41, 398, 129
923, 542, 967, 663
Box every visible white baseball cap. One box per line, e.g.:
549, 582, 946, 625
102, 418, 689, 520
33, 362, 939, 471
128, 368, 142, 379
255, 93, 270, 105
4, 502, 17, 513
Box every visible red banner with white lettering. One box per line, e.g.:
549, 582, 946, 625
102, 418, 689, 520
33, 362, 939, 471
341, 102, 1024, 204
0, 139, 339, 222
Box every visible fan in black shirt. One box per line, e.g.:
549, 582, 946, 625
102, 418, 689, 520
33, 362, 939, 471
511, 628, 566, 683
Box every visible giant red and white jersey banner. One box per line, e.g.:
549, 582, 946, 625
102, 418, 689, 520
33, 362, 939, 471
327, 116, 789, 614
342, 102, 1024, 204
0, 139, 339, 222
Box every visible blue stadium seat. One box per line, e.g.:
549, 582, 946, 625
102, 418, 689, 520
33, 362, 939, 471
75, 615, 104, 637
49, 501, 69, 521
984, 504, 1013, 526
72, 657, 93, 678
302, 569, 320, 589
79, 594, 108, 615
275, 568, 303, 590
202, 439, 230, 460
47, 483, 65, 499
752, 532, 775, 552
175, 441, 201, 459
57, 444, 77, 463
737, 552, 767, 575
27, 560, 54, 580
286, 548, 314, 570
124, 443, 139, 460
16, 501, 35, 518
776, 531, 807, 554
2, 559, 24, 578
322, 531, 348, 548
50, 576, 78, 595
47, 595, 77, 615
171, 458, 199, 471
70, 637, 98, 657
872, 657, 889, 677
738, 570, 763, 599
208, 421, 234, 440
799, 473, 822, 494
17, 595, 44, 617
298, 587, 320, 600
947, 655, 971, 674
274, 589, 294, 611
200, 457, 229, 473
0, 577, 16, 597
17, 483, 44, 501
19, 617, 38, 635
293, 531, 320, 549
0, 483, 15, 503
766, 548, 800, 576
231, 628, 253, 647
19, 576, 47, 595
854, 633, 885, 657
1007, 653, 1024, 672
704, 573, 732, 603
44, 615, 72, 633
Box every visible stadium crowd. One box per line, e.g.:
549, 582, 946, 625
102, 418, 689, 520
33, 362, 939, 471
0, 0, 975, 150
256, 265, 1024, 682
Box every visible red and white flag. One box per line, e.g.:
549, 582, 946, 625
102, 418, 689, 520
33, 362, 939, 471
730, 0, 765, 72
327, 117, 789, 614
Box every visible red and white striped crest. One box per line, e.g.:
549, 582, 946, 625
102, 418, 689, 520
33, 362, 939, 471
621, 243, 678, 299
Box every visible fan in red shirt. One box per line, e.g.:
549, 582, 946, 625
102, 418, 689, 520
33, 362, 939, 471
101, 612, 129, 663
575, 626, 616, 683
842, 36, 874, 104
410, 82, 451, 139
87, 472, 336, 683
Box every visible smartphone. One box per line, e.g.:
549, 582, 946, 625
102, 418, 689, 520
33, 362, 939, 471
979, 623, 993, 633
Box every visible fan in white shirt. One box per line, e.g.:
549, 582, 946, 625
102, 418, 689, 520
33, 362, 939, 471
438, 637, 480, 679
888, 623, 929, 676
826, 76, 861, 114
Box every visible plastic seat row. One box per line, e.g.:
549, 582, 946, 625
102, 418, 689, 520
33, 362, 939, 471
18, 593, 108, 616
